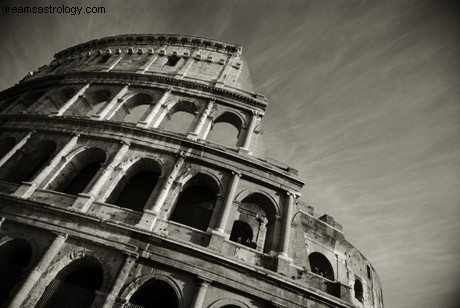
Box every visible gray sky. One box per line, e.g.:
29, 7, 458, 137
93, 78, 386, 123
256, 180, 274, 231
1, 1, 459, 307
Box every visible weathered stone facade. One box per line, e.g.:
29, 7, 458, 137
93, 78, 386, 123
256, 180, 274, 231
0, 34, 383, 308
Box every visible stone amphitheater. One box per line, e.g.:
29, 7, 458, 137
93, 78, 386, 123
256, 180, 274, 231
0, 34, 383, 308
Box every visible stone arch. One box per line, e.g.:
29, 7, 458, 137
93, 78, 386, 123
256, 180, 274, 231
46, 147, 106, 195
63, 88, 112, 117
207, 111, 245, 147
36, 253, 109, 308
111, 92, 155, 123
0, 139, 57, 184
0, 137, 16, 159
208, 298, 250, 308
12, 89, 47, 113
308, 252, 334, 281
33, 87, 77, 114
0, 237, 33, 304
106, 157, 162, 212
159, 99, 200, 133
170, 172, 221, 232
232, 191, 279, 253
121, 274, 183, 308
235, 189, 280, 215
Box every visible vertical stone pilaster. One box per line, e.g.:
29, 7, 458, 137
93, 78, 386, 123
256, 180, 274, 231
102, 253, 138, 308
106, 56, 123, 72
279, 191, 297, 258
53, 83, 91, 116
0, 216, 5, 229
14, 133, 79, 198
9, 232, 68, 308
216, 171, 241, 233
174, 50, 198, 79
188, 100, 214, 140
137, 88, 171, 128
136, 153, 186, 231
73, 141, 130, 212
0, 131, 33, 168
239, 110, 261, 155
96, 85, 130, 120
190, 277, 211, 308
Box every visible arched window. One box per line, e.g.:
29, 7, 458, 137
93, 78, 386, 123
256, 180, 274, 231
107, 158, 161, 212
128, 279, 178, 308
170, 174, 218, 232
48, 148, 106, 195
160, 101, 198, 134
63, 89, 111, 117
85, 90, 112, 117
229, 220, 255, 249
0, 137, 16, 159
0, 140, 57, 184
0, 238, 32, 304
308, 252, 334, 280
207, 112, 243, 147
121, 93, 154, 123
234, 193, 277, 253
10, 90, 46, 113
354, 279, 364, 303
36, 258, 103, 308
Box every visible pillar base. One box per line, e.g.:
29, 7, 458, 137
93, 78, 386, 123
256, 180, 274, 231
238, 147, 252, 155
209, 229, 229, 251
13, 182, 37, 198
277, 253, 292, 275
72, 194, 94, 212
187, 132, 199, 141
135, 210, 158, 231
136, 121, 149, 128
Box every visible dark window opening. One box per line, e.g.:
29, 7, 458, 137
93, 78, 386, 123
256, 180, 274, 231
37, 260, 103, 308
309, 252, 334, 281
0, 140, 56, 184
170, 184, 217, 232
230, 220, 255, 248
0, 239, 32, 304
165, 55, 180, 67
129, 280, 178, 308
63, 161, 102, 195
367, 265, 371, 279
114, 171, 159, 212
354, 279, 364, 303
98, 54, 111, 64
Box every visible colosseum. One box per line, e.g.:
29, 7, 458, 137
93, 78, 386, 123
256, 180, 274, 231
0, 34, 383, 308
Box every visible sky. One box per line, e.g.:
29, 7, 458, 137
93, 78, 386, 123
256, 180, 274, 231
1, 1, 459, 307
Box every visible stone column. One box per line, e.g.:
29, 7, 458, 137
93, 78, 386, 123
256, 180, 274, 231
140, 89, 172, 129
53, 83, 91, 116
279, 191, 297, 258
0, 216, 5, 228
73, 141, 130, 212
215, 171, 241, 233
14, 134, 79, 198
188, 100, 214, 140
102, 253, 138, 308
190, 278, 211, 308
239, 110, 261, 154
136, 153, 186, 231
9, 232, 67, 308
96, 85, 129, 120
0, 131, 33, 168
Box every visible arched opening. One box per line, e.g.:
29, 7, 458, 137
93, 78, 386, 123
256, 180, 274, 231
85, 90, 112, 117
160, 101, 198, 134
11, 90, 46, 113
229, 220, 255, 249
107, 158, 161, 212
48, 148, 106, 195
309, 252, 334, 280
0, 140, 57, 184
207, 112, 243, 147
124, 93, 154, 123
0, 238, 32, 304
235, 193, 277, 253
128, 279, 178, 308
170, 174, 218, 232
0, 137, 16, 159
36, 258, 103, 308
354, 279, 364, 303
165, 54, 180, 67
